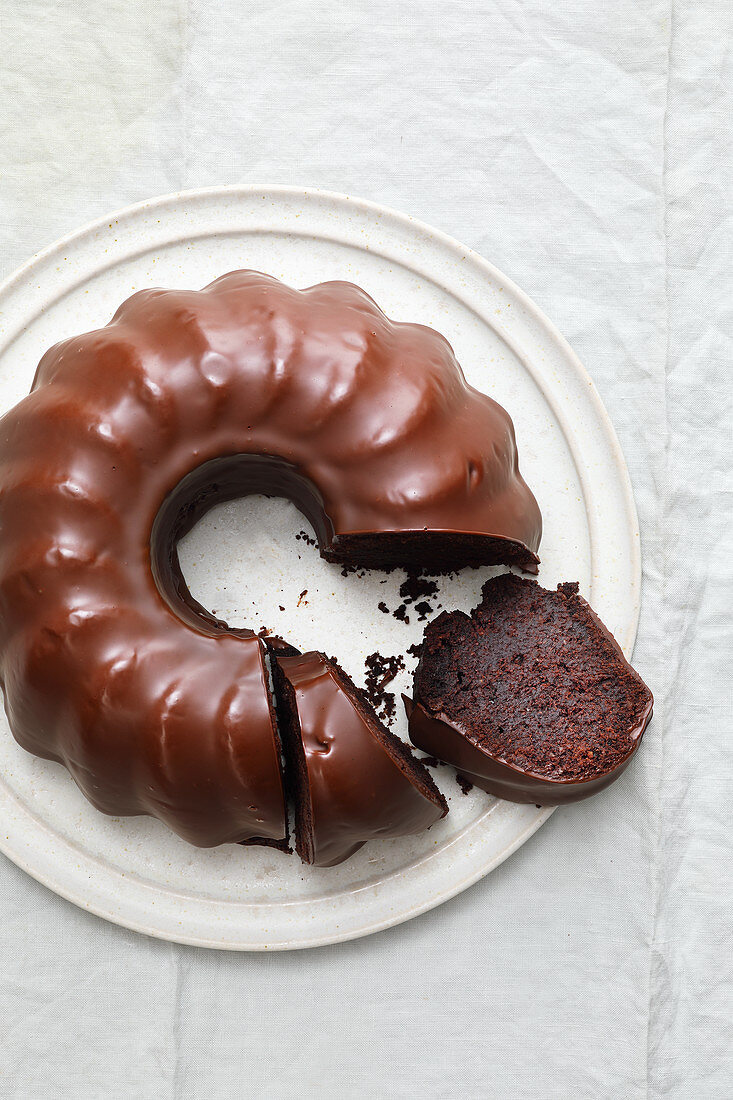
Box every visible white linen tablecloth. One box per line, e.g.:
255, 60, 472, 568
0, 2, 730, 1096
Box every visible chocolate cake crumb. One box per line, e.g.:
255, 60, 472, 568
407, 642, 423, 660
382, 695, 397, 722
456, 775, 474, 795
393, 604, 410, 624
399, 573, 440, 605
295, 530, 318, 547
378, 601, 390, 614
297, 589, 308, 607
363, 652, 406, 725
414, 601, 433, 621
279, 605, 285, 612
365, 652, 405, 690
418, 755, 442, 768
257, 626, 272, 638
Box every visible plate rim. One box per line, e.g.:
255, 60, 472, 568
0, 185, 641, 949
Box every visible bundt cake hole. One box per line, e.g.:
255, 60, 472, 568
150, 453, 333, 633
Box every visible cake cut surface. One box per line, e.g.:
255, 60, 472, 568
409, 575, 653, 802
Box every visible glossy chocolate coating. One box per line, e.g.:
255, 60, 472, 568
406, 697, 651, 804
0, 270, 540, 848
406, 593, 653, 805
277, 653, 446, 866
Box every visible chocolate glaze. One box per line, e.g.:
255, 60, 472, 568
406, 697, 650, 804
406, 581, 653, 805
275, 653, 447, 866
0, 270, 540, 850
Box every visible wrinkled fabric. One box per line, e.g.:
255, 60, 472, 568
0, 2, 731, 1097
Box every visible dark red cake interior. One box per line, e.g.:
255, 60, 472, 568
414, 575, 653, 781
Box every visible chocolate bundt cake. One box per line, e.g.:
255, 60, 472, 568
0, 271, 540, 860
407, 575, 653, 804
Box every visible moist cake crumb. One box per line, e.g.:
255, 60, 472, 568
456, 775, 474, 795
363, 652, 406, 725
399, 573, 440, 604
414, 575, 653, 782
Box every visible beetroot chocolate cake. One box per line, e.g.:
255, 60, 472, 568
272, 651, 447, 867
407, 575, 653, 804
0, 271, 538, 863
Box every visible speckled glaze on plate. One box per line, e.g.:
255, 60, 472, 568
0, 186, 642, 950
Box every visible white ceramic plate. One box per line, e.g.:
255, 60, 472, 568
0, 186, 642, 950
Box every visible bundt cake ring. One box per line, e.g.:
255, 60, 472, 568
0, 270, 542, 866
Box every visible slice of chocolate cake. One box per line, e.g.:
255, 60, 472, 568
407, 575, 653, 805
271, 651, 448, 866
